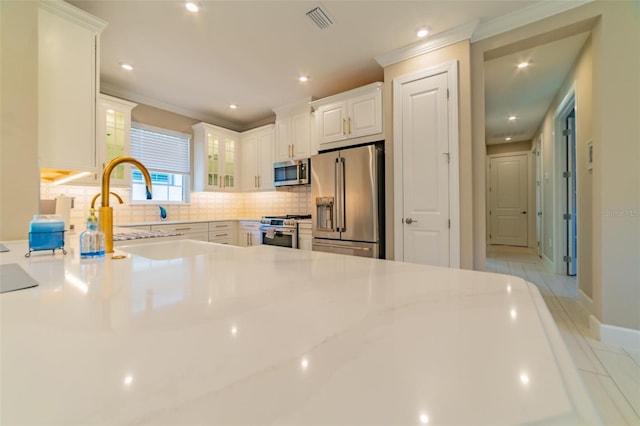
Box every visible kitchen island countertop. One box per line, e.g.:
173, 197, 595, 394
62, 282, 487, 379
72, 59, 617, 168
0, 238, 599, 425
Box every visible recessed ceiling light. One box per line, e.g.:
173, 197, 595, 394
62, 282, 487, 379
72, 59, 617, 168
121, 63, 133, 71
416, 25, 431, 38
229, 104, 238, 109
508, 115, 517, 121
517, 61, 530, 69
299, 76, 309, 82
185, 2, 199, 12
505, 137, 512, 141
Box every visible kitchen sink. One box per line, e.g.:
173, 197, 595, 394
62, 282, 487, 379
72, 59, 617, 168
117, 239, 226, 260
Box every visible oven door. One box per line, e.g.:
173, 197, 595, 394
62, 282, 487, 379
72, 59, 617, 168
260, 227, 298, 248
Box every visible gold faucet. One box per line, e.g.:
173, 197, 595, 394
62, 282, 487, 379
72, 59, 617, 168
91, 191, 124, 209
100, 156, 152, 253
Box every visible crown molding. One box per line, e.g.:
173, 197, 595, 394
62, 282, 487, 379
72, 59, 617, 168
375, 0, 594, 68
39, 0, 107, 32
375, 21, 478, 67
100, 83, 245, 132
471, 0, 595, 42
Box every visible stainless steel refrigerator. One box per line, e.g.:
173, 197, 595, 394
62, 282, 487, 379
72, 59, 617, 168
311, 143, 384, 258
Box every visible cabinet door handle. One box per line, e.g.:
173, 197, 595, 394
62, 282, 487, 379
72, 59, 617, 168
348, 117, 352, 134
213, 224, 227, 228
175, 227, 192, 231
257, 175, 261, 187
343, 118, 347, 135
215, 233, 228, 237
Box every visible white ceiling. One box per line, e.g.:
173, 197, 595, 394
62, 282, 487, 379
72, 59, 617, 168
484, 32, 590, 145
68, 0, 590, 143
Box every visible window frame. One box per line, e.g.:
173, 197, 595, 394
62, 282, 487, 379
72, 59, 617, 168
129, 123, 191, 205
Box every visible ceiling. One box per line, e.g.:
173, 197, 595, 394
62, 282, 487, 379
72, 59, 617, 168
68, 0, 590, 143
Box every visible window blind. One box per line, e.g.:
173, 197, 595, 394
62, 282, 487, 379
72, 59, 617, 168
130, 124, 190, 174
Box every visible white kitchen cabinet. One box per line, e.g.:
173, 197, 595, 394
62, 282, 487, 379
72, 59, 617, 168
240, 125, 274, 191
208, 221, 235, 245
38, 1, 106, 173
237, 220, 261, 247
193, 123, 239, 192
298, 220, 312, 251
151, 222, 209, 242
273, 99, 313, 161
79, 94, 137, 185
311, 82, 383, 150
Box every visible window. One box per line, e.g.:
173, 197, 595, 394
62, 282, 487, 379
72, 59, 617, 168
130, 123, 190, 203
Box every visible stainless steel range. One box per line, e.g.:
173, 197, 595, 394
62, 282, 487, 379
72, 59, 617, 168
259, 215, 311, 249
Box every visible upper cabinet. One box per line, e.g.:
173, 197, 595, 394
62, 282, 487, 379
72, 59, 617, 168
193, 123, 239, 192
78, 94, 137, 186
240, 125, 275, 191
38, 0, 106, 173
98, 95, 137, 186
273, 99, 313, 162
310, 82, 383, 150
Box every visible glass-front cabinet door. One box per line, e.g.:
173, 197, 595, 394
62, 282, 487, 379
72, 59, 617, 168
100, 95, 137, 186
223, 137, 235, 189
193, 122, 238, 192
207, 133, 220, 187
76, 94, 136, 185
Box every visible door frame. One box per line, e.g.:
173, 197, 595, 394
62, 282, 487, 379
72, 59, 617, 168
392, 60, 460, 267
485, 151, 532, 247
535, 134, 543, 257
553, 87, 577, 275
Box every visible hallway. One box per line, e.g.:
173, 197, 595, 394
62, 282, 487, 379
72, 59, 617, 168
486, 245, 640, 425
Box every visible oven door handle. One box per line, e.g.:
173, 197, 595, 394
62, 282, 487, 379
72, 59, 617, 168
261, 227, 296, 235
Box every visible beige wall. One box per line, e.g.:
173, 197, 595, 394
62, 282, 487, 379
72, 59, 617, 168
472, 1, 640, 331
0, 1, 41, 241
130, 103, 200, 136
486, 141, 531, 156
382, 40, 474, 269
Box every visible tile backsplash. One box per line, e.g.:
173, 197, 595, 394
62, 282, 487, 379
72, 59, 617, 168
41, 183, 311, 227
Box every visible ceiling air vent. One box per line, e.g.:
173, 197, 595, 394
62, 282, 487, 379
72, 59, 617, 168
306, 6, 333, 29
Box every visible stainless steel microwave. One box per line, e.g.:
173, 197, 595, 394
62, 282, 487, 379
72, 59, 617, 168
273, 158, 310, 187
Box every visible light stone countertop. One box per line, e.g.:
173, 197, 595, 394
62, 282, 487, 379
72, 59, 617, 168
0, 238, 600, 425
117, 218, 260, 227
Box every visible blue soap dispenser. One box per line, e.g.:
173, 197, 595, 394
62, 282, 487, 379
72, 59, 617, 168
79, 209, 105, 259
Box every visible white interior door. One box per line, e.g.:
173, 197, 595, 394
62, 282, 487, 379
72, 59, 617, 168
489, 154, 528, 246
399, 71, 450, 266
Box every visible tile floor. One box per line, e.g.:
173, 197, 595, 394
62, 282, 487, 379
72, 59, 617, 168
485, 245, 640, 425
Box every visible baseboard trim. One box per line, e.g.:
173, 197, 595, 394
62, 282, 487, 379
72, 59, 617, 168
590, 315, 640, 349
578, 289, 593, 315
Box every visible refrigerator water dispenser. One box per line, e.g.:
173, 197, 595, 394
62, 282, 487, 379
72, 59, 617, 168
315, 197, 334, 231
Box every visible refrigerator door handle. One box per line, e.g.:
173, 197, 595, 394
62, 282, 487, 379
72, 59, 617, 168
334, 159, 341, 231
336, 157, 346, 232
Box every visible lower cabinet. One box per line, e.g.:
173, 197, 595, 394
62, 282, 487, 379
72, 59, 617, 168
238, 220, 261, 247
298, 221, 312, 251
150, 222, 209, 242
208, 221, 234, 245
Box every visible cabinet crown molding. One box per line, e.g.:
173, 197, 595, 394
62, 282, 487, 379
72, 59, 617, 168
272, 98, 314, 116
310, 82, 383, 109
39, 0, 107, 32
192, 122, 240, 136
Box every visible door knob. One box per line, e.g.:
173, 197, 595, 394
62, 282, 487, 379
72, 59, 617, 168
521, 211, 527, 214
405, 218, 418, 224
